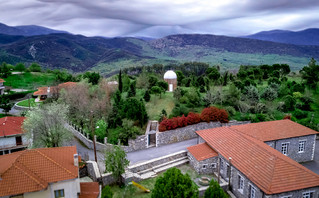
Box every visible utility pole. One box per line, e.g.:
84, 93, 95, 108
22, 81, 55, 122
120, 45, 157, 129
90, 111, 97, 162
28, 95, 31, 110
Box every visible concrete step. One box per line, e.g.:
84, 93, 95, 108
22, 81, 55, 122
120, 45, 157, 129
154, 159, 189, 174
140, 171, 157, 180
137, 156, 188, 175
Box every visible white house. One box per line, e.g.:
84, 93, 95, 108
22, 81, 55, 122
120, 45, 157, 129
0, 117, 29, 155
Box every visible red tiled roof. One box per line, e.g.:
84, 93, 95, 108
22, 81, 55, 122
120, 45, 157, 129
0, 146, 78, 197
79, 182, 100, 198
197, 127, 319, 195
33, 82, 76, 96
0, 117, 25, 137
230, 120, 318, 141
33, 87, 48, 96
0, 79, 5, 83
187, 142, 218, 161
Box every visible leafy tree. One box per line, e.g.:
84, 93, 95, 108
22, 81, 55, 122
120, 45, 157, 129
204, 179, 227, 198
175, 70, 184, 86
148, 75, 158, 88
122, 98, 148, 126
95, 119, 107, 142
185, 88, 201, 108
113, 90, 122, 108
101, 186, 113, 198
301, 58, 319, 87
151, 86, 164, 98
143, 90, 151, 102
118, 119, 140, 145
283, 95, 296, 111
29, 63, 41, 72
152, 167, 198, 198
83, 72, 101, 85
107, 107, 122, 129
244, 85, 260, 105
173, 87, 186, 100
122, 74, 131, 92
15, 63, 25, 72
156, 80, 168, 91
104, 145, 129, 185
23, 102, 72, 148
261, 87, 278, 101
0, 62, 11, 78
0, 97, 13, 114
207, 67, 220, 81
118, 69, 123, 93
226, 84, 241, 105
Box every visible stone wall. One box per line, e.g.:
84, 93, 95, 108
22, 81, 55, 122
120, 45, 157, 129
156, 121, 250, 147
65, 123, 147, 153
265, 134, 316, 163
188, 152, 218, 174
86, 161, 101, 182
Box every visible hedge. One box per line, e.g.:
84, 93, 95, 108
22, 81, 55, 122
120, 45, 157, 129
159, 106, 229, 132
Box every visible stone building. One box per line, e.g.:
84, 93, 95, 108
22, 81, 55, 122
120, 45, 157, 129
187, 120, 319, 198
33, 82, 77, 102
0, 117, 29, 155
163, 70, 177, 92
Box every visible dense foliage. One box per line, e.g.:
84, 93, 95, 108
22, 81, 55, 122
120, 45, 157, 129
151, 168, 198, 198
204, 179, 228, 198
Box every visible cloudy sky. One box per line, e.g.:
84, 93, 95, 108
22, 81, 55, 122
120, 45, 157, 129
1, 0, 319, 38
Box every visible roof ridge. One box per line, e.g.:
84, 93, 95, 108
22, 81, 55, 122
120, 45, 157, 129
13, 163, 47, 189
35, 149, 77, 178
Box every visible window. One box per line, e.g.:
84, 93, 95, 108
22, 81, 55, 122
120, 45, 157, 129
303, 192, 314, 198
211, 163, 217, 168
202, 164, 207, 169
281, 143, 289, 155
299, 140, 306, 153
238, 175, 244, 193
54, 189, 64, 198
249, 184, 256, 198
220, 160, 224, 173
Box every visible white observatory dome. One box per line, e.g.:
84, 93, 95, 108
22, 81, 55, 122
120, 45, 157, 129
163, 70, 177, 80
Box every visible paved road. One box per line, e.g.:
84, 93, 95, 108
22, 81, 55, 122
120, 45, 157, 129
127, 138, 198, 164
302, 139, 319, 174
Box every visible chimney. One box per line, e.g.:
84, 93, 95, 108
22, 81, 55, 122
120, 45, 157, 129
74, 154, 79, 167
47, 87, 50, 93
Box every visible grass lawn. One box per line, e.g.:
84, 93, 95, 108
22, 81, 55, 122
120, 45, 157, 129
16, 98, 40, 107
109, 164, 212, 198
145, 92, 175, 120
3, 72, 56, 89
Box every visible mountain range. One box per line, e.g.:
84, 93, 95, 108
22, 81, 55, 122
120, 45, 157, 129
0, 23, 68, 36
243, 28, 319, 46
0, 22, 318, 73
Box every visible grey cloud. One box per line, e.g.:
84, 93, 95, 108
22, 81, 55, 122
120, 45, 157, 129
0, 0, 318, 37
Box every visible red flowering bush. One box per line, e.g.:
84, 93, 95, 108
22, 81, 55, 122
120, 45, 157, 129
219, 109, 229, 123
159, 107, 228, 132
283, 115, 292, 120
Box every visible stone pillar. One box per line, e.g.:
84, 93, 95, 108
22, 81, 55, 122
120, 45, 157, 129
104, 137, 108, 145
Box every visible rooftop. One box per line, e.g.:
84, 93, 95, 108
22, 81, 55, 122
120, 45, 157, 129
163, 70, 177, 79
196, 126, 319, 195
33, 82, 76, 96
230, 119, 318, 141
187, 142, 218, 161
0, 146, 78, 197
0, 117, 25, 137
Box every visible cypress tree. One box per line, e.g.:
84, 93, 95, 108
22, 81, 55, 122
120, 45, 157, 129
118, 69, 123, 93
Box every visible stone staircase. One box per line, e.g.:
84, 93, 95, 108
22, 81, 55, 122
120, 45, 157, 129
127, 150, 189, 181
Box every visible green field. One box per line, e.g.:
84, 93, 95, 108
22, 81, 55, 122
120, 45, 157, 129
16, 98, 40, 107
3, 72, 56, 89
145, 92, 176, 120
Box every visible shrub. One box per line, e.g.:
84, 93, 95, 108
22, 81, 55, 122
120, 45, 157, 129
293, 109, 308, 119
101, 186, 113, 198
219, 109, 229, 123
283, 115, 292, 120
200, 106, 220, 123
204, 179, 227, 198
187, 112, 201, 125
225, 106, 236, 117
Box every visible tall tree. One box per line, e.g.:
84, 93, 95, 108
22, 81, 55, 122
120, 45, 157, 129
118, 69, 123, 93
204, 179, 227, 198
15, 63, 26, 72
152, 167, 198, 198
301, 58, 319, 88
0, 97, 13, 115
23, 102, 72, 148
104, 145, 129, 185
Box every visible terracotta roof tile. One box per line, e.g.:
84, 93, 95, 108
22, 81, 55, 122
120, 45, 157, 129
187, 142, 218, 161
0, 79, 5, 83
33, 82, 76, 96
230, 120, 318, 141
79, 182, 100, 198
197, 127, 319, 194
0, 117, 25, 137
0, 146, 78, 197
